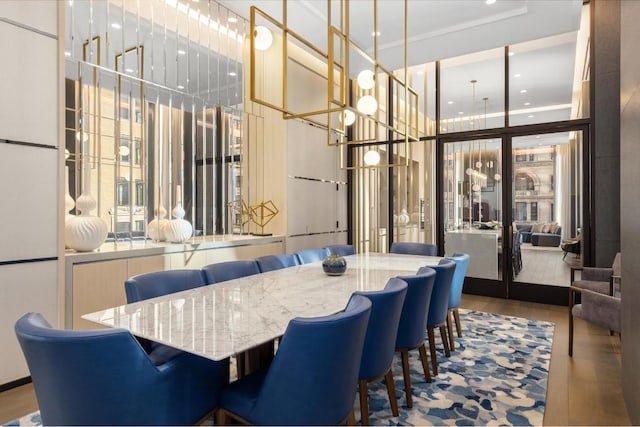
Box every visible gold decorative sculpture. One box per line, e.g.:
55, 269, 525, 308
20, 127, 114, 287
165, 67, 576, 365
249, 200, 279, 236
227, 199, 252, 234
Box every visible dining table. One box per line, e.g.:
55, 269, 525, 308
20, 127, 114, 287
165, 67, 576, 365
82, 253, 442, 368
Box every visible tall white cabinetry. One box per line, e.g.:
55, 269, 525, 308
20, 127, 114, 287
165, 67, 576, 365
0, 2, 60, 386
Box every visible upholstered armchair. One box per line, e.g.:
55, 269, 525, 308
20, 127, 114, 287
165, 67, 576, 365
389, 242, 437, 256
569, 288, 621, 356
294, 248, 329, 264
255, 254, 299, 273
426, 260, 456, 375
323, 244, 357, 256
202, 260, 260, 283
446, 253, 470, 351
15, 312, 229, 426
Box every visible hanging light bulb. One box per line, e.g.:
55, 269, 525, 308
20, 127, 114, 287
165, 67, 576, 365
75, 131, 89, 143
357, 95, 378, 115
356, 69, 375, 90
363, 150, 381, 166
119, 145, 130, 157
494, 173, 502, 182
254, 26, 273, 51
341, 109, 356, 126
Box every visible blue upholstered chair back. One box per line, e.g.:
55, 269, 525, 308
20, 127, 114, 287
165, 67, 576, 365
390, 242, 437, 256
15, 312, 228, 426
124, 269, 207, 303
202, 260, 260, 283
255, 254, 299, 273
426, 260, 456, 327
294, 248, 329, 264
395, 269, 436, 349
354, 278, 407, 381
323, 244, 356, 256
228, 295, 371, 425
447, 253, 470, 310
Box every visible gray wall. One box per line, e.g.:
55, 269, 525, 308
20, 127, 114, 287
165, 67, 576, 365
593, 0, 621, 267
621, 0, 640, 423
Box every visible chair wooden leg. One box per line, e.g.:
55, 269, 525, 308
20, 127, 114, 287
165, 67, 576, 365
427, 327, 438, 376
346, 410, 356, 426
453, 308, 462, 338
384, 369, 400, 417
359, 380, 369, 426
440, 325, 451, 357
399, 349, 413, 408
216, 409, 228, 425
417, 343, 432, 383
446, 310, 455, 351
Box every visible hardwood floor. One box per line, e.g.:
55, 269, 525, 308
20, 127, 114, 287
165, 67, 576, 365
0, 294, 630, 425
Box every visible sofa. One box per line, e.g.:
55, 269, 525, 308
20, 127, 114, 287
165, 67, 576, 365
516, 222, 562, 247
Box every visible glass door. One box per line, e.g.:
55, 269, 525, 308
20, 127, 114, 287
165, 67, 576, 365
442, 137, 506, 297
509, 130, 584, 301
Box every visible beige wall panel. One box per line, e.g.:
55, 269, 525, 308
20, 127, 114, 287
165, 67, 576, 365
0, 22, 57, 147
127, 255, 170, 277
72, 260, 128, 330
0, 1, 57, 35
0, 261, 58, 384
169, 251, 208, 270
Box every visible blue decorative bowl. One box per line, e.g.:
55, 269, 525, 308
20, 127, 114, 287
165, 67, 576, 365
322, 254, 347, 276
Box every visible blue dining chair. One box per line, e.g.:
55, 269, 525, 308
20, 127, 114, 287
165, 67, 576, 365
125, 269, 209, 363
425, 260, 457, 375
255, 254, 299, 273
390, 242, 437, 256
202, 260, 260, 283
394, 268, 437, 408
216, 295, 372, 425
323, 244, 356, 256
125, 269, 207, 303
294, 248, 329, 264
354, 278, 407, 425
15, 312, 229, 426
446, 253, 471, 351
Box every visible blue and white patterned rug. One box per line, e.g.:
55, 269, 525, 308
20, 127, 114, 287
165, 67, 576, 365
5, 309, 553, 426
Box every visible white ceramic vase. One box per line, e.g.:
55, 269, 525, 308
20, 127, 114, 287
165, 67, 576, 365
65, 192, 108, 251
64, 166, 76, 249
147, 206, 168, 241
163, 203, 193, 243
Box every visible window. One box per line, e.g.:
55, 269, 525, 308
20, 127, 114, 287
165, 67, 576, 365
531, 202, 538, 221
135, 181, 144, 206
133, 139, 141, 165
515, 202, 527, 221
515, 173, 535, 191
117, 178, 129, 206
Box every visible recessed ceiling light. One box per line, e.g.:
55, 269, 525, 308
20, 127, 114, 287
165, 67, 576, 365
177, 85, 185, 89
448, 101, 454, 105
178, 49, 186, 55
536, 135, 541, 139
524, 102, 531, 106
520, 89, 527, 94
486, 0, 497, 4
508, 52, 515, 57
228, 17, 237, 23
416, 70, 424, 75
111, 23, 122, 29
229, 71, 237, 76
125, 68, 134, 73
371, 31, 381, 37
459, 111, 464, 115
514, 73, 521, 78
64, 51, 71, 57
528, 115, 534, 118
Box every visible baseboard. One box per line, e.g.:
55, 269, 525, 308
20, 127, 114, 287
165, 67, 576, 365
0, 376, 31, 393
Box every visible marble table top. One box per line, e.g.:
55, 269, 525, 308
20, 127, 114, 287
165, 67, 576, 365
82, 253, 441, 361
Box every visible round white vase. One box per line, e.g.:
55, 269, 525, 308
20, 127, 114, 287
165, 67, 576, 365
64, 166, 76, 249
163, 204, 193, 243
147, 206, 168, 241
65, 192, 108, 252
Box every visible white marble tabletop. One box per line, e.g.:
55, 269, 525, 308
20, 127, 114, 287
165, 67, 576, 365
82, 253, 441, 361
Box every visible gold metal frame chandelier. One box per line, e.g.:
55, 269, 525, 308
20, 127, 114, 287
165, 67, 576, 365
249, 0, 419, 169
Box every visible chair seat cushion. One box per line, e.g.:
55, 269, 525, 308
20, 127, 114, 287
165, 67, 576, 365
572, 280, 610, 294
220, 369, 269, 422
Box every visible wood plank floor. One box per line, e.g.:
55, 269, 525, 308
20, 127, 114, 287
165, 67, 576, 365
0, 294, 630, 425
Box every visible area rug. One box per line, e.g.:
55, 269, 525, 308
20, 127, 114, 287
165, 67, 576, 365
4, 309, 554, 426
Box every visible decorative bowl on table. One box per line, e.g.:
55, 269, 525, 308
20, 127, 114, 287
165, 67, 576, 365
322, 254, 347, 276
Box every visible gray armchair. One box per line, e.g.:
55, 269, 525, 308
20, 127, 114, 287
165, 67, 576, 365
570, 252, 621, 295
569, 288, 621, 356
